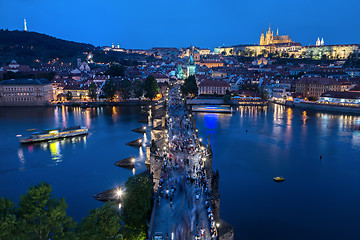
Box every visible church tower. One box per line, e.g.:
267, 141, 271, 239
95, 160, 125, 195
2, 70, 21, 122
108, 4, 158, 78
265, 24, 273, 45
187, 46, 196, 77
260, 30, 265, 45
320, 38, 324, 46
316, 37, 320, 46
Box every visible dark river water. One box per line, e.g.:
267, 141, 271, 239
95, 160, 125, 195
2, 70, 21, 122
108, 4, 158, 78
195, 104, 360, 240
0, 106, 149, 222
1, 104, 360, 240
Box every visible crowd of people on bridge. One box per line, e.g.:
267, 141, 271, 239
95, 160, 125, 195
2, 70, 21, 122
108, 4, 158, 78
153, 86, 218, 240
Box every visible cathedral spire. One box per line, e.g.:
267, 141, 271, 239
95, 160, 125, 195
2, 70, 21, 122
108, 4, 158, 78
277, 28, 279, 36
260, 29, 265, 45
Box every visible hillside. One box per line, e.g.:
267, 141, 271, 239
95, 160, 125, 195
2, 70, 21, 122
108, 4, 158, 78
0, 29, 95, 65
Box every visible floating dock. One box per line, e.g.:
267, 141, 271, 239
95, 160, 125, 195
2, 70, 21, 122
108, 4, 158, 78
191, 105, 232, 113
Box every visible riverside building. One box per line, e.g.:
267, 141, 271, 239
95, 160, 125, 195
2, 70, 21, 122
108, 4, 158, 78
0, 78, 53, 106
198, 80, 231, 95
295, 77, 351, 99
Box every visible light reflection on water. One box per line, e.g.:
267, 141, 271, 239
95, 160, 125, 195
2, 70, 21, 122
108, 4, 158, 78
18, 136, 88, 168
49, 141, 62, 163
17, 148, 25, 170
195, 104, 360, 239
0, 105, 149, 225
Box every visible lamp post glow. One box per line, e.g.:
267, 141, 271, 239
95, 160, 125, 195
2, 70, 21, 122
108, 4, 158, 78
116, 189, 123, 198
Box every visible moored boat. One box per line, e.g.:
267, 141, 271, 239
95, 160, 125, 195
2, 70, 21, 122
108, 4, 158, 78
274, 176, 285, 182
19, 126, 88, 144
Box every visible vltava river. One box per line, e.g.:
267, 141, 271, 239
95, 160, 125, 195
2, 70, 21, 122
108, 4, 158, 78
0, 106, 149, 221
195, 104, 360, 240
1, 104, 360, 239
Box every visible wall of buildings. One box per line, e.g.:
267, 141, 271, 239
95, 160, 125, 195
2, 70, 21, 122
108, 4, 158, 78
301, 45, 360, 59
0, 79, 53, 106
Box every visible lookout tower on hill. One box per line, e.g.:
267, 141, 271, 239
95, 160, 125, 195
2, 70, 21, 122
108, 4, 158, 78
24, 19, 27, 32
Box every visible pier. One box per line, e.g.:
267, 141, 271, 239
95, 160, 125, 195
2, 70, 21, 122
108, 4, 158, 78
115, 156, 135, 168
132, 126, 147, 134
93, 187, 124, 202
125, 138, 143, 148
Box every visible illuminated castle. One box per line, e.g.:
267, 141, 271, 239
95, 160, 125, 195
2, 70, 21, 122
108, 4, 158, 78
260, 25, 293, 46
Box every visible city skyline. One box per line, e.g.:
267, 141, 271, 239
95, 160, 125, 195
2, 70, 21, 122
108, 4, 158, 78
1, 1, 360, 238
0, 0, 359, 49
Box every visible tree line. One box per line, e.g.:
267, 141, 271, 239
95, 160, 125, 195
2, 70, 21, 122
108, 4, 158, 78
0, 174, 153, 240
64, 77, 160, 102
87, 75, 160, 102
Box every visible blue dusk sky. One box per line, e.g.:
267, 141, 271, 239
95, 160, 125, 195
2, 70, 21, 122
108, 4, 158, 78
0, 0, 359, 49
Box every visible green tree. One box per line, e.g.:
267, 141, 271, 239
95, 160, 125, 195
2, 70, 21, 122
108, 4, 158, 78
18, 183, 76, 240
181, 75, 198, 97
132, 79, 144, 98
260, 49, 268, 57
122, 175, 153, 231
122, 225, 146, 240
281, 52, 289, 58
36, 72, 56, 81
307, 96, 317, 101
105, 64, 125, 77
66, 91, 73, 101
240, 84, 259, 93
118, 79, 132, 100
0, 198, 18, 240
102, 79, 117, 101
88, 82, 97, 101
223, 91, 231, 104
259, 85, 269, 100
144, 75, 159, 100
77, 201, 122, 240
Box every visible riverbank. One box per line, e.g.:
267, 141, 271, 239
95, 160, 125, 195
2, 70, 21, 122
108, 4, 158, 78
275, 100, 360, 114
0, 100, 157, 108
61, 100, 157, 108
186, 98, 268, 106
